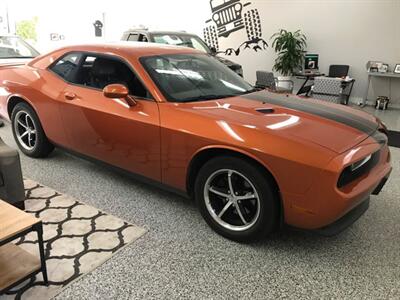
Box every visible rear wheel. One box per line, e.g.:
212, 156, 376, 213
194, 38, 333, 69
195, 156, 278, 242
11, 102, 54, 158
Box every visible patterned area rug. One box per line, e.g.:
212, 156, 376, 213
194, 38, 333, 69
1, 179, 147, 300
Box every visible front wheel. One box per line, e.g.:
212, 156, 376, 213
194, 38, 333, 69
11, 102, 54, 158
195, 156, 279, 242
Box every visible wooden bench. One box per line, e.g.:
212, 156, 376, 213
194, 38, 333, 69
0, 200, 48, 294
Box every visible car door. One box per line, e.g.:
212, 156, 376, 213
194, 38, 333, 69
57, 53, 161, 181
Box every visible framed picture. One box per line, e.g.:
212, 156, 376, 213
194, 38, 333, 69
379, 64, 389, 73
394, 64, 400, 74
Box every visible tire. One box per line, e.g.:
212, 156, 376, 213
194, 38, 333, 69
195, 156, 279, 242
11, 102, 54, 158
203, 25, 219, 51
244, 9, 262, 40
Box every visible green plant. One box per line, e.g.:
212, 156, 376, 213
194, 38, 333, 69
271, 29, 307, 76
16, 17, 38, 41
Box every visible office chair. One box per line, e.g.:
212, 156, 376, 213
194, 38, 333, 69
255, 71, 293, 93
328, 65, 349, 78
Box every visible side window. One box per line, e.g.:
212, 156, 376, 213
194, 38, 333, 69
77, 55, 151, 99
50, 53, 81, 82
127, 33, 139, 41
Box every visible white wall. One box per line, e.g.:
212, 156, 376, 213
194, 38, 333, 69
6, 0, 400, 104
214, 0, 400, 104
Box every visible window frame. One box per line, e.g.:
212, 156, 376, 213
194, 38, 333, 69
48, 51, 155, 101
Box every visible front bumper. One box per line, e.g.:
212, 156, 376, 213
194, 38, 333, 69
283, 138, 392, 231
314, 197, 370, 236
314, 168, 390, 236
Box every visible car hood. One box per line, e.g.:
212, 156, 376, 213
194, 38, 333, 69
179, 91, 379, 154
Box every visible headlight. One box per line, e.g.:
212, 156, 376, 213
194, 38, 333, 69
350, 154, 371, 172
337, 152, 379, 188
213, 13, 220, 21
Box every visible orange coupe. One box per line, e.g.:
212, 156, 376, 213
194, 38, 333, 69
0, 43, 392, 241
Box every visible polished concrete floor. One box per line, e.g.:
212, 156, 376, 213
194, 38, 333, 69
0, 118, 399, 299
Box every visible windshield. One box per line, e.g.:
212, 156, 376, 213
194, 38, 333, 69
0, 36, 40, 59
141, 53, 255, 102
152, 34, 210, 53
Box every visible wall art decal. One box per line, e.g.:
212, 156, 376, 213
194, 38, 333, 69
203, 0, 268, 56
93, 20, 103, 37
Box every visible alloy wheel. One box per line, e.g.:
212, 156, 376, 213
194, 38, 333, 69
14, 110, 37, 151
204, 169, 261, 231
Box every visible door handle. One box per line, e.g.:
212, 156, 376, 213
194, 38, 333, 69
64, 92, 76, 100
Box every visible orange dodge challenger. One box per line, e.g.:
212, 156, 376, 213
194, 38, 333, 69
0, 43, 392, 241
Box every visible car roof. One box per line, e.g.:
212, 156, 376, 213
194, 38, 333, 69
29, 41, 204, 69
56, 41, 202, 57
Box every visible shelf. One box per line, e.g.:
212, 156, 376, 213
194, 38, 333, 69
0, 243, 41, 291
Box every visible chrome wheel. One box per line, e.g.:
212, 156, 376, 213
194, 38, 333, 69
204, 169, 261, 232
14, 110, 37, 151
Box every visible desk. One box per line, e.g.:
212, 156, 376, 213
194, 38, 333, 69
295, 72, 324, 95
363, 72, 400, 106
0, 200, 48, 294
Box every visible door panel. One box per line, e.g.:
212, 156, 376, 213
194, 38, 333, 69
59, 85, 161, 181
30, 70, 69, 146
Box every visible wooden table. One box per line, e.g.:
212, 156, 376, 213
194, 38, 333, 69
0, 200, 48, 294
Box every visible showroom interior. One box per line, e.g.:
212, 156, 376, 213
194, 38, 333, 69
0, 0, 399, 299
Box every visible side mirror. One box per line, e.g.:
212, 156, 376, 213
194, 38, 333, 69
210, 47, 217, 55
103, 84, 136, 107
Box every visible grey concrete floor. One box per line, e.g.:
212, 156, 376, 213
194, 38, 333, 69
0, 122, 399, 299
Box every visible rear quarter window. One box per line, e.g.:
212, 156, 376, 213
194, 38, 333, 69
49, 53, 81, 82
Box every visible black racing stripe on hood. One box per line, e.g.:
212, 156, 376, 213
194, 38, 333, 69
244, 91, 378, 136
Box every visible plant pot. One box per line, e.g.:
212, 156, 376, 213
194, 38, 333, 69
277, 76, 293, 91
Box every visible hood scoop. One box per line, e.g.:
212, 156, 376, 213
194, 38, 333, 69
256, 108, 275, 114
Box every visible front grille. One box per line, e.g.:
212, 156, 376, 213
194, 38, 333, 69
337, 150, 381, 188
216, 5, 240, 26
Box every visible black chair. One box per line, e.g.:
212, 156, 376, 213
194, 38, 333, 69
328, 65, 349, 78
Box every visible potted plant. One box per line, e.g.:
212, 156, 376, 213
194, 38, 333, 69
271, 29, 307, 90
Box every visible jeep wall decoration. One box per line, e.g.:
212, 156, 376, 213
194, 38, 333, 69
203, 0, 268, 56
